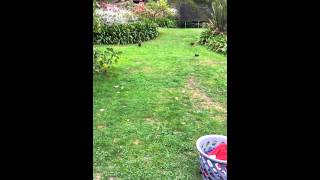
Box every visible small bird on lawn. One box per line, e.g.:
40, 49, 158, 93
138, 41, 142, 47
195, 53, 199, 57
190, 42, 195, 46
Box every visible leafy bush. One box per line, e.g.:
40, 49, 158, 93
199, 28, 227, 55
93, 20, 159, 45
133, 1, 178, 28
198, 0, 227, 55
132, 2, 146, 14
93, 47, 121, 74
153, 17, 177, 28
93, 2, 159, 44
93, 12, 103, 34
144, 0, 173, 18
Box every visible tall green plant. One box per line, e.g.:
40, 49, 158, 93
211, 0, 227, 32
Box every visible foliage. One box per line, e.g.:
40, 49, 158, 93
95, 5, 138, 25
94, 28, 226, 179
132, 2, 146, 14
211, 0, 227, 32
93, 47, 121, 74
133, 1, 178, 28
170, 0, 211, 10
198, 0, 227, 55
199, 27, 227, 54
145, 0, 176, 19
93, 12, 103, 34
93, 20, 159, 45
153, 17, 177, 28
93, 2, 159, 45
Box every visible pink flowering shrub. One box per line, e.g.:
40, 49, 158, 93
95, 2, 138, 25
100, 2, 119, 12
132, 2, 145, 14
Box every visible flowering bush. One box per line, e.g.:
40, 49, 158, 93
94, 2, 138, 25
99, 2, 120, 11
133, 0, 178, 28
144, 0, 177, 18
93, 2, 159, 45
95, 9, 138, 25
169, 8, 178, 15
132, 2, 146, 14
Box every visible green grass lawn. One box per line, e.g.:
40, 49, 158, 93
93, 28, 227, 180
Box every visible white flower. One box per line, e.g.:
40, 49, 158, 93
169, 8, 178, 15
94, 7, 138, 25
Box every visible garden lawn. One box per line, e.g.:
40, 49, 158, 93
94, 28, 227, 180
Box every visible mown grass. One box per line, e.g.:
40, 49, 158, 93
93, 28, 227, 180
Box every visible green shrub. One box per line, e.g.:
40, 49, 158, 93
199, 28, 227, 55
139, 17, 177, 28
93, 21, 159, 45
153, 17, 177, 28
93, 47, 121, 74
199, 1, 227, 56
93, 12, 103, 35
